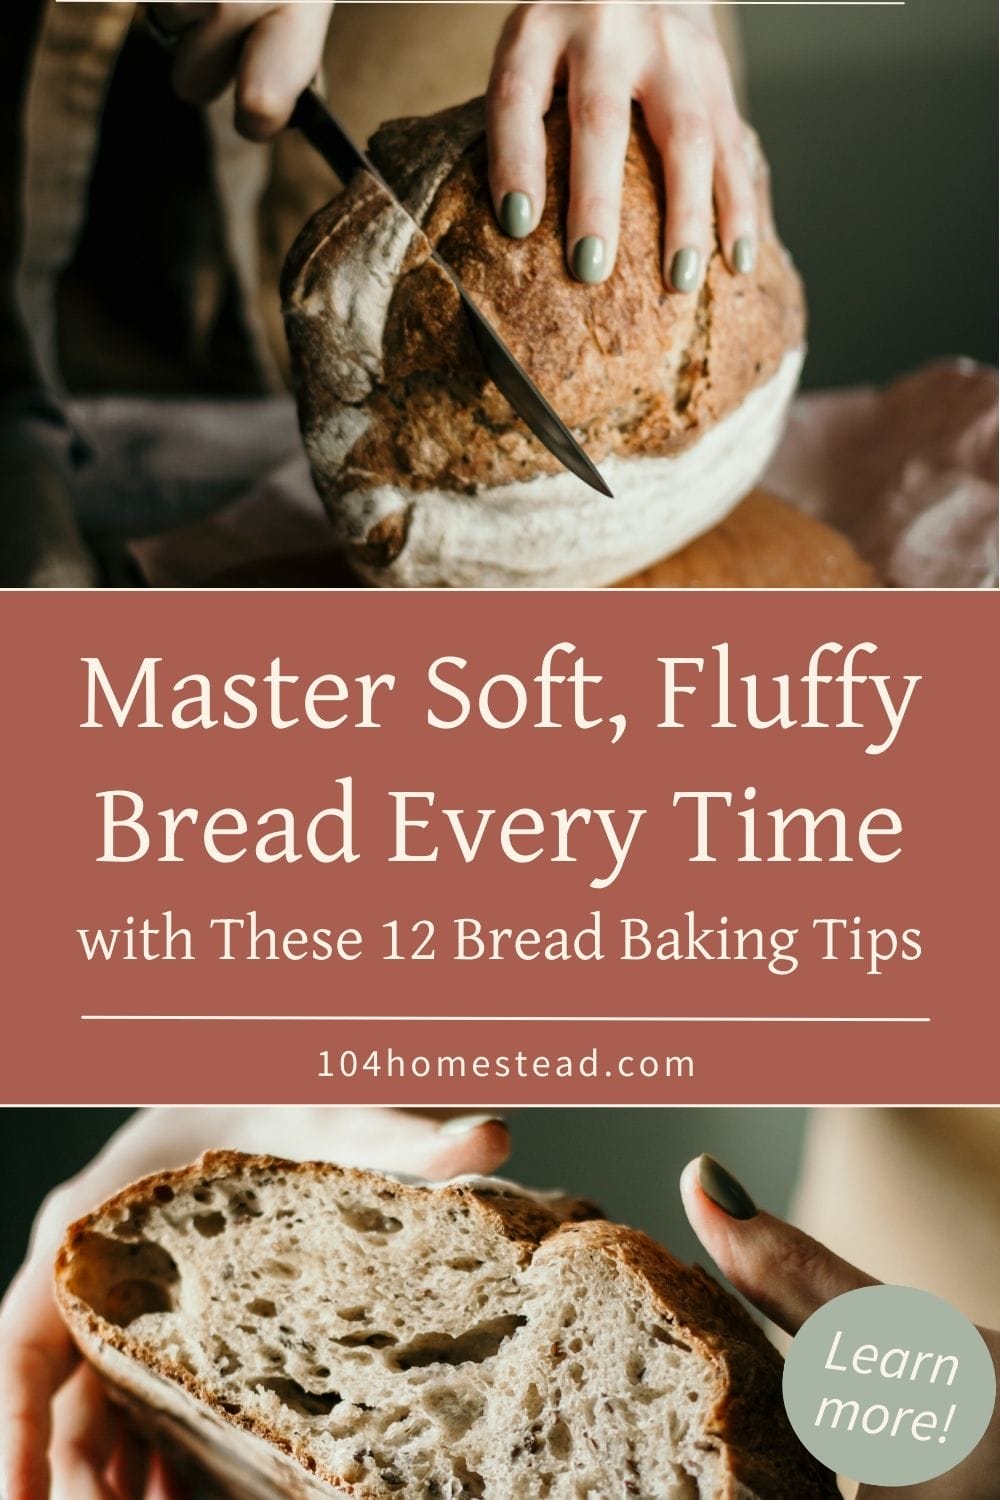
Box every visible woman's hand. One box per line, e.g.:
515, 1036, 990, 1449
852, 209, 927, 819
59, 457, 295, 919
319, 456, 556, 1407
487, 2, 755, 290
146, 3, 335, 140
681, 1154, 1000, 1499
0, 1107, 510, 1500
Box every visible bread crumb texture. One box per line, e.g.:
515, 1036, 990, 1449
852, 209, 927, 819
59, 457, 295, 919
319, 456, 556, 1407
56, 1154, 837, 1500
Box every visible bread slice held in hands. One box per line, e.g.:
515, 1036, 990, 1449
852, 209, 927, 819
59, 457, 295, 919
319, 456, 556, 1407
55, 1152, 836, 1499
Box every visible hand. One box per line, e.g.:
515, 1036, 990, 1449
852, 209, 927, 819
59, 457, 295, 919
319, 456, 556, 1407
147, 2, 335, 140
0, 1107, 510, 1500
681, 1155, 1000, 1500
487, 2, 755, 290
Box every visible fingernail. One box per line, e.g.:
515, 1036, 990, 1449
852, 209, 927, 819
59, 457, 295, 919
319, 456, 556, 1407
499, 191, 533, 239
670, 247, 702, 294
437, 1113, 505, 1137
733, 236, 756, 275
571, 235, 607, 284
697, 1154, 757, 1220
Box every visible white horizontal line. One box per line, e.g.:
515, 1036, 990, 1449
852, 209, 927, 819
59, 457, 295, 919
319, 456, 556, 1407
81, 1014, 930, 1024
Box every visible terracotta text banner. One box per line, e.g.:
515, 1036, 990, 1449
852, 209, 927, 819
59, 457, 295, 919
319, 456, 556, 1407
2, 590, 994, 1104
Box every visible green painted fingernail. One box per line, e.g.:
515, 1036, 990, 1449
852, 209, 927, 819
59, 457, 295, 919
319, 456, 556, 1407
670, 246, 701, 294
572, 235, 607, 284
499, 192, 533, 239
697, 1155, 757, 1220
733, 236, 756, 275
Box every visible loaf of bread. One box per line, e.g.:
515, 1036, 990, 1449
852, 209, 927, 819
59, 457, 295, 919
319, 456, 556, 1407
56, 1152, 837, 1499
282, 98, 806, 589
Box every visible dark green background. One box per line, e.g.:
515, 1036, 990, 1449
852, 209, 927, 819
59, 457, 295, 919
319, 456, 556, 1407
742, 0, 997, 387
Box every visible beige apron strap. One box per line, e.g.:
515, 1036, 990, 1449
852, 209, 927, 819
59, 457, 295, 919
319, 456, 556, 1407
17, 0, 134, 392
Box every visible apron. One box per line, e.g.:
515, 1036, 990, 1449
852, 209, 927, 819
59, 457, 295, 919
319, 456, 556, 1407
6, 2, 512, 402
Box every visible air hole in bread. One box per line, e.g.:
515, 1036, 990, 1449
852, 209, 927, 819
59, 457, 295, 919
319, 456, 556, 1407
193, 1212, 227, 1239
422, 1386, 485, 1440
337, 1305, 368, 1321
226, 1192, 263, 1222
246, 1298, 277, 1319
64, 1233, 179, 1327
215, 1343, 242, 1376
102, 1278, 174, 1326
547, 1416, 572, 1459
453, 1458, 485, 1497
390, 1315, 525, 1372
338, 1204, 404, 1235
651, 1322, 692, 1352
253, 1376, 341, 1418
524, 1382, 544, 1421
335, 1331, 397, 1350
262, 1258, 300, 1280
111, 1206, 149, 1235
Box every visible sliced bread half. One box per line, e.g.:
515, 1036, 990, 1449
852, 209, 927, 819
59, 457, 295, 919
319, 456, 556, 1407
55, 1151, 836, 1499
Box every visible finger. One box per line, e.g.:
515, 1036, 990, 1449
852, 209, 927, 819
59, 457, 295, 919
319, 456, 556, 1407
680, 1155, 878, 1335
643, 81, 716, 294
49, 1364, 120, 1500
566, 52, 633, 282
423, 1116, 512, 1180
0, 1265, 79, 1500
146, 1454, 189, 1500
105, 1430, 150, 1500
235, 2, 334, 140
170, 5, 265, 107
860, 1326, 1000, 1499
242, 1107, 513, 1181
713, 116, 758, 275
486, 8, 562, 240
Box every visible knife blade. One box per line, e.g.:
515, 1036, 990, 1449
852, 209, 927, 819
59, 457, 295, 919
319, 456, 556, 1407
290, 88, 613, 498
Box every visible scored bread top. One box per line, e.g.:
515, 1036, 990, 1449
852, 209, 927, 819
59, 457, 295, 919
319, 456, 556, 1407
282, 97, 806, 508
55, 1151, 837, 1500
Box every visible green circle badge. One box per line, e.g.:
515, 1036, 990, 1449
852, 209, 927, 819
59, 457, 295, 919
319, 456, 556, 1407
783, 1285, 996, 1485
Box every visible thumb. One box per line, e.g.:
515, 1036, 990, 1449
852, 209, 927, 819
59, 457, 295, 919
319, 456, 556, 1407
680, 1154, 878, 1336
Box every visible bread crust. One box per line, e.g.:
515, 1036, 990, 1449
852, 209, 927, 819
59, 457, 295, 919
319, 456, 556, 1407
284, 98, 804, 501
205, 490, 875, 591
56, 1152, 837, 1499
617, 491, 877, 589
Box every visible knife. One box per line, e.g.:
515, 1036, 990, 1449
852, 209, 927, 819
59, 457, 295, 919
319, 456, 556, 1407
290, 88, 613, 498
